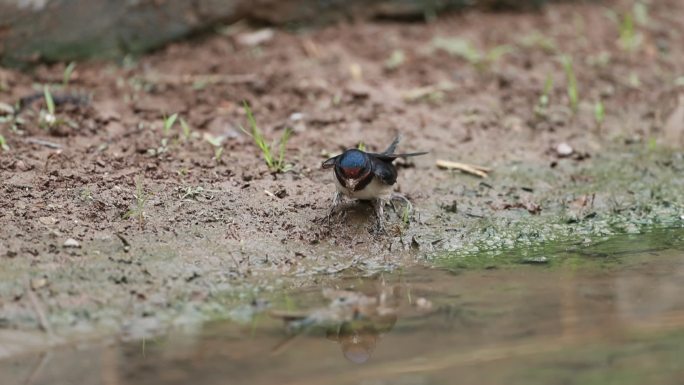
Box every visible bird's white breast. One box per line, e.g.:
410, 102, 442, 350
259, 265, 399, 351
334, 176, 393, 200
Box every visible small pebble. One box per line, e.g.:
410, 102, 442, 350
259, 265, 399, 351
30, 278, 47, 290
289, 112, 304, 121
555, 142, 574, 157
236, 28, 274, 47
38, 216, 57, 226
521, 256, 549, 264
415, 297, 432, 310
14, 160, 29, 171
63, 238, 81, 248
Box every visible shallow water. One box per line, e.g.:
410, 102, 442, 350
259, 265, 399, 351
3, 229, 684, 385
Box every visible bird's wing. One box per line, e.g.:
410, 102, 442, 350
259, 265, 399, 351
371, 157, 398, 186
382, 135, 401, 155
370, 151, 429, 162
322, 155, 339, 169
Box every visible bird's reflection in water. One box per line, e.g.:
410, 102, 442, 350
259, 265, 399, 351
325, 312, 397, 363
271, 282, 420, 364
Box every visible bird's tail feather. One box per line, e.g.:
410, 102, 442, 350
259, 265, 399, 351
378, 135, 428, 159
393, 151, 429, 158
382, 135, 401, 155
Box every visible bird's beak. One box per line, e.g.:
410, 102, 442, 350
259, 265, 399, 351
346, 179, 358, 190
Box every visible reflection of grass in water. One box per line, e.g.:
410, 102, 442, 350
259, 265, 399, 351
440, 227, 684, 271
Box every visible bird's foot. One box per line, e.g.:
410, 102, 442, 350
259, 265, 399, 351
390, 193, 413, 220
373, 198, 388, 234
327, 192, 343, 225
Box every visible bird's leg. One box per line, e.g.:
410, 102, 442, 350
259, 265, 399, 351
327, 192, 342, 223
374, 198, 387, 232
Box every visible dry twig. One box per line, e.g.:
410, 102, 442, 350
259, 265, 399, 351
436, 159, 491, 178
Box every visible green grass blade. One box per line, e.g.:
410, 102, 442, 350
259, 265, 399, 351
180, 118, 191, 139
163, 113, 178, 135
0, 134, 9, 151
243, 102, 275, 169
594, 100, 605, 126
63, 62, 76, 86
43, 86, 55, 115
561, 56, 579, 112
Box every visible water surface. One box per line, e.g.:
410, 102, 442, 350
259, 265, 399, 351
3, 229, 684, 385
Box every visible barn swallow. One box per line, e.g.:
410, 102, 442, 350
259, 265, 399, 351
322, 136, 427, 229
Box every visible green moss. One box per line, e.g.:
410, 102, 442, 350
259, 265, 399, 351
435, 145, 684, 270
440, 227, 683, 271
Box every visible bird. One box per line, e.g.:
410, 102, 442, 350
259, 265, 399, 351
322, 135, 427, 229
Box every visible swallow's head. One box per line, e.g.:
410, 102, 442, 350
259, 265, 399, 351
323, 149, 372, 191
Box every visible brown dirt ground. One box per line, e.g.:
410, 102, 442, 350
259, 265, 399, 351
1, 0, 683, 343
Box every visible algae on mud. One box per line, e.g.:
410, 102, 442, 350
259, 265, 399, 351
438, 227, 684, 271
428, 147, 684, 265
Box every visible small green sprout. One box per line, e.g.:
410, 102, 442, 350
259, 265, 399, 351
214, 147, 224, 162
402, 205, 411, 225
587, 51, 612, 67
432, 37, 514, 72
63, 62, 76, 87
163, 113, 178, 136
611, 4, 644, 52
560, 56, 579, 113
124, 176, 148, 229
205, 134, 222, 147
519, 32, 558, 54
205, 134, 224, 162
384, 49, 405, 71
44, 86, 55, 115
594, 100, 605, 129
0, 114, 24, 133
39, 86, 59, 129
0, 134, 9, 151
357, 142, 366, 151
180, 118, 191, 140
179, 186, 204, 200
534, 75, 554, 118
240, 102, 292, 173
391, 197, 413, 227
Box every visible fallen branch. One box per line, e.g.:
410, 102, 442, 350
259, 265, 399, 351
436, 159, 491, 178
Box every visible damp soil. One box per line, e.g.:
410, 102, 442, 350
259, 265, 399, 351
2, 229, 684, 385
0, 0, 684, 349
